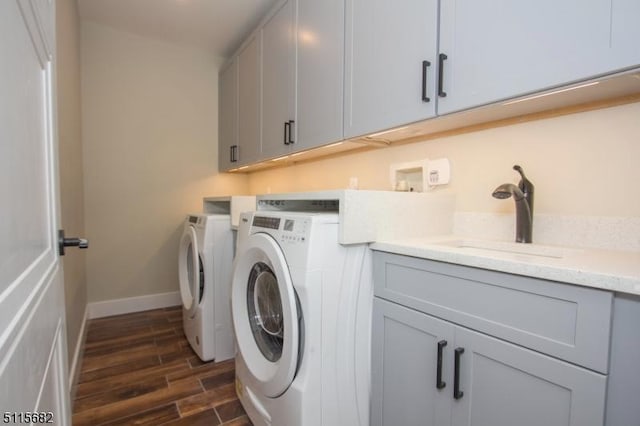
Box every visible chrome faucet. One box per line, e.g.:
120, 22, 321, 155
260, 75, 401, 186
492, 165, 534, 243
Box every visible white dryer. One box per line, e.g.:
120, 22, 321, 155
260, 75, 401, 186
179, 214, 235, 362
231, 211, 372, 426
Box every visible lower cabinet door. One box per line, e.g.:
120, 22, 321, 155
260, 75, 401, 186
371, 298, 454, 426
451, 327, 607, 426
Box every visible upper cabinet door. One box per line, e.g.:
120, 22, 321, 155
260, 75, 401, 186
218, 59, 238, 171
344, 0, 439, 139
237, 34, 262, 165
261, 0, 296, 160
295, 0, 345, 150
438, 0, 640, 115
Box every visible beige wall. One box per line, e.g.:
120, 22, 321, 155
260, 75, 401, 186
81, 22, 248, 303
56, 0, 87, 366
248, 102, 640, 218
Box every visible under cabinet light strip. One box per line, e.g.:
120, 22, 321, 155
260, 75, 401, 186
502, 81, 600, 106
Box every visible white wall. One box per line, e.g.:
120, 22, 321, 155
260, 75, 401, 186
81, 22, 248, 303
248, 102, 640, 218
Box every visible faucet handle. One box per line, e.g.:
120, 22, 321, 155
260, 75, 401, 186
513, 164, 534, 214
513, 165, 533, 189
513, 164, 526, 180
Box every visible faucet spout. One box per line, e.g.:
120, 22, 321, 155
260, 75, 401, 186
492, 166, 535, 243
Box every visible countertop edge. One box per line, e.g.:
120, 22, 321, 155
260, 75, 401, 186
370, 240, 640, 297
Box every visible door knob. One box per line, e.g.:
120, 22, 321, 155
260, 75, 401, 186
58, 229, 89, 256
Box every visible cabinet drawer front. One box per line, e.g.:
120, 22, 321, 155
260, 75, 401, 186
373, 252, 612, 373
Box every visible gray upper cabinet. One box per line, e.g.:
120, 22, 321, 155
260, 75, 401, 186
220, 0, 639, 169
438, 0, 640, 114
261, 0, 296, 160
221, 0, 345, 169
218, 59, 238, 171
262, 0, 345, 158
237, 34, 262, 166
344, 0, 439, 139
296, 0, 345, 151
343, 0, 640, 138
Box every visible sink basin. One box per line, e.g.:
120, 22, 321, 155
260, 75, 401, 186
432, 239, 576, 259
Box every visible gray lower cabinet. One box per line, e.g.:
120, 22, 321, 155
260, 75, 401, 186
452, 326, 605, 426
373, 298, 606, 426
371, 251, 611, 426
372, 298, 454, 426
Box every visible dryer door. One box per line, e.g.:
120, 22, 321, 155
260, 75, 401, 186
232, 232, 300, 398
178, 225, 203, 318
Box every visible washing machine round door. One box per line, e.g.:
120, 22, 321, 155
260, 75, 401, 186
178, 226, 203, 317
232, 232, 299, 398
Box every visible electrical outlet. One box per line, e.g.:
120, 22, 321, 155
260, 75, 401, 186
429, 170, 440, 185
426, 158, 451, 187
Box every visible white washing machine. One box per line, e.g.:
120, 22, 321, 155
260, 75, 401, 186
231, 211, 372, 426
178, 213, 235, 362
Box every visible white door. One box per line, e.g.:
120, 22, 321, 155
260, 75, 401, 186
1, 0, 71, 424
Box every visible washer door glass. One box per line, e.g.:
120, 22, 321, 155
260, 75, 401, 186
178, 226, 201, 316
231, 232, 300, 398
247, 262, 284, 362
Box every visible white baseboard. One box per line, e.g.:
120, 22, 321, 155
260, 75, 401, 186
88, 291, 181, 319
68, 304, 88, 404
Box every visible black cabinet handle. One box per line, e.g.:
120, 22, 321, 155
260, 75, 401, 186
231, 145, 238, 162
288, 120, 295, 145
454, 347, 464, 399
284, 122, 290, 145
422, 60, 431, 102
438, 53, 448, 98
436, 340, 447, 389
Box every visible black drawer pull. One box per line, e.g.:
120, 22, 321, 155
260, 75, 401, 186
422, 60, 431, 102
454, 347, 464, 399
438, 53, 447, 98
436, 340, 447, 389
284, 121, 290, 145
230, 145, 238, 162
288, 120, 295, 145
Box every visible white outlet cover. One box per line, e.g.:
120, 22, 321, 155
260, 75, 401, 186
426, 158, 451, 186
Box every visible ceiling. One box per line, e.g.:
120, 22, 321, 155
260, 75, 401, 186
77, 0, 279, 58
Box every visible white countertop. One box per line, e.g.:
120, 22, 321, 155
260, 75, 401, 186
371, 236, 640, 296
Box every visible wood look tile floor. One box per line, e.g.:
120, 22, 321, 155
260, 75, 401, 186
72, 306, 252, 426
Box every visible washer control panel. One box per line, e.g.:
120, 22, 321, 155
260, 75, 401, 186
252, 215, 309, 245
